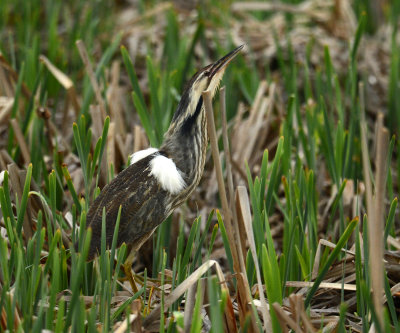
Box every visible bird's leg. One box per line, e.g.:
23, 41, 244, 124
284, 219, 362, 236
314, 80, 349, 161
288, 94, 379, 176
123, 248, 139, 294
121, 231, 155, 294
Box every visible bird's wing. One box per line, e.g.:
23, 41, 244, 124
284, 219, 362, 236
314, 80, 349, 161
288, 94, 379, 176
85, 154, 169, 258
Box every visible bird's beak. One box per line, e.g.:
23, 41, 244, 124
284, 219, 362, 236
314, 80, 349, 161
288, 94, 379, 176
209, 44, 244, 78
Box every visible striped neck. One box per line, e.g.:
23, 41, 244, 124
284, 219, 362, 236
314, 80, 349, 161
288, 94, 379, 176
160, 100, 208, 204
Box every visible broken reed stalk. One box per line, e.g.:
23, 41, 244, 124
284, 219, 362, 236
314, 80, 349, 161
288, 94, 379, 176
219, 87, 247, 272
0, 63, 13, 97
220, 87, 235, 221
222, 138, 246, 265
107, 121, 116, 175
219, 88, 234, 201
10, 118, 31, 164
360, 82, 388, 328
234, 81, 267, 163
219, 88, 261, 332
0, 54, 32, 100
183, 280, 198, 330
236, 186, 271, 332
0, 97, 14, 124
39, 55, 80, 116
108, 60, 126, 137
204, 89, 262, 332
202, 89, 239, 272
274, 294, 322, 332
370, 113, 389, 327
359, 82, 373, 212
285, 280, 357, 291
272, 302, 301, 332
202, 89, 238, 333
8, 164, 33, 241
76, 39, 107, 120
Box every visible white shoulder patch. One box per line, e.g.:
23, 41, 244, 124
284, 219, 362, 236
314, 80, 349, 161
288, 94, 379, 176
129, 148, 159, 165
150, 155, 186, 194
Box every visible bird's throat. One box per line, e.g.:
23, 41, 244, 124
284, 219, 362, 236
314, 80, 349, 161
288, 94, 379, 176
161, 98, 207, 189
180, 97, 203, 135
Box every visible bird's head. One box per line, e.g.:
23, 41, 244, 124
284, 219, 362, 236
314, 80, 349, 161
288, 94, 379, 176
187, 44, 244, 101
168, 45, 244, 133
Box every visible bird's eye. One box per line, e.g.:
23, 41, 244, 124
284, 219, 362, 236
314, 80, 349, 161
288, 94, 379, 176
204, 70, 210, 77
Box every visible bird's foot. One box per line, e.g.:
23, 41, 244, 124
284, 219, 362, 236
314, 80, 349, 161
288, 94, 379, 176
123, 262, 139, 294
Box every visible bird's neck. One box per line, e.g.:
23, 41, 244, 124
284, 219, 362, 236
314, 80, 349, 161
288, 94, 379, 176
160, 97, 208, 189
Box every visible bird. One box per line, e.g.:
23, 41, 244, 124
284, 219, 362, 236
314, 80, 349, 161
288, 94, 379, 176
79, 45, 243, 292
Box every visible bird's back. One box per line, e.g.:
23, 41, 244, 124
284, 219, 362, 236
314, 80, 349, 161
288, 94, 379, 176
84, 153, 170, 260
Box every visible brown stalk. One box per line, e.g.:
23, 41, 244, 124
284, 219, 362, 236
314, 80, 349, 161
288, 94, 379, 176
0, 64, 14, 97
369, 112, 389, 327
298, 298, 317, 333
1, 150, 15, 166
183, 280, 199, 331
202, 90, 238, 269
0, 54, 31, 100
0, 97, 14, 124
204, 90, 254, 331
7, 164, 33, 241
243, 96, 268, 163
125, 133, 133, 158
220, 87, 248, 272
311, 239, 322, 280
253, 83, 276, 157
130, 299, 142, 333
219, 88, 235, 232
387, 235, 400, 250
107, 122, 116, 174
359, 82, 373, 213
89, 105, 104, 139
289, 294, 300, 328
115, 134, 127, 164
232, 101, 246, 141
39, 55, 80, 116
76, 40, 107, 121
89, 104, 107, 185
10, 118, 30, 165
108, 60, 126, 137
286, 281, 357, 291
272, 302, 302, 332
233, 81, 267, 162
220, 90, 255, 330
236, 186, 271, 331
133, 125, 143, 153
360, 80, 388, 327
0, 154, 6, 170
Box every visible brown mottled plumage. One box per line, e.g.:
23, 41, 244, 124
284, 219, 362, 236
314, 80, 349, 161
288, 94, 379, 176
79, 45, 243, 291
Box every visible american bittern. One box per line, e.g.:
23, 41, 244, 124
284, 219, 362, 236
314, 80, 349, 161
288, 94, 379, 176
80, 45, 243, 292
